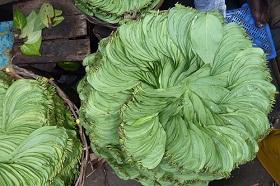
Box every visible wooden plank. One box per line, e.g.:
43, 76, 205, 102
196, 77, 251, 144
14, 14, 87, 43
13, 38, 90, 64
13, 0, 81, 16
42, 14, 87, 40
0, 0, 17, 6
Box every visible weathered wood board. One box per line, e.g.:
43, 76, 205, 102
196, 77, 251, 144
0, 0, 17, 6
12, 0, 90, 64
13, 0, 81, 16
13, 39, 90, 64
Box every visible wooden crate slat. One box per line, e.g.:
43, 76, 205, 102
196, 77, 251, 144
42, 14, 87, 40
14, 14, 88, 43
13, 39, 90, 64
13, 0, 81, 16
0, 0, 17, 6
12, 0, 91, 65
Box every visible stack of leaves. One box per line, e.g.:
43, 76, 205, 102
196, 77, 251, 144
0, 72, 81, 185
14, 3, 64, 56
78, 4, 276, 186
74, 0, 162, 24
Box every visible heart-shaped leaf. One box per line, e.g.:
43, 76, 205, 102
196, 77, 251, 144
0, 75, 81, 185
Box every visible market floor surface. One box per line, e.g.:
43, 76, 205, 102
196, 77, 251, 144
84, 158, 274, 186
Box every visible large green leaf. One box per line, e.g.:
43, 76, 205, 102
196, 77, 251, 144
0, 74, 81, 186
123, 114, 166, 169
190, 13, 223, 64
16, 3, 64, 56
20, 11, 38, 39
78, 4, 276, 186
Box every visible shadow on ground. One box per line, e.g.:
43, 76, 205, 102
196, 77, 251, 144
85, 158, 273, 186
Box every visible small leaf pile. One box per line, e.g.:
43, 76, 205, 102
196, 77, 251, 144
0, 72, 81, 185
14, 3, 64, 56
78, 5, 276, 185
74, 0, 162, 24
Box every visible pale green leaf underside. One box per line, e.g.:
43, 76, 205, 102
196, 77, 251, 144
190, 13, 223, 64
78, 4, 276, 186
0, 75, 81, 186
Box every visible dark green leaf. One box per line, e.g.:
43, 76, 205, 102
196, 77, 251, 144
58, 62, 81, 71
13, 9, 27, 30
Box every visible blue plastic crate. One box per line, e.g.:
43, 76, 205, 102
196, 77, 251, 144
0, 21, 13, 69
226, 4, 276, 60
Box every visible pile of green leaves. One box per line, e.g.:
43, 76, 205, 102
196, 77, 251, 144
0, 72, 81, 185
14, 3, 64, 56
74, 0, 162, 24
78, 5, 276, 186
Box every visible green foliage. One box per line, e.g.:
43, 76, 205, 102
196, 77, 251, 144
14, 3, 64, 56
58, 62, 81, 72
0, 73, 81, 186
78, 5, 276, 186
13, 9, 27, 30
20, 35, 42, 56
39, 3, 55, 28
74, 0, 162, 24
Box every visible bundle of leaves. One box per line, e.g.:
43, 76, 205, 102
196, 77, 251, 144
74, 0, 162, 24
0, 72, 81, 185
14, 3, 64, 56
78, 5, 276, 186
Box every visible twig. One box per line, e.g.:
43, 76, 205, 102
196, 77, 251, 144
5, 65, 90, 186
